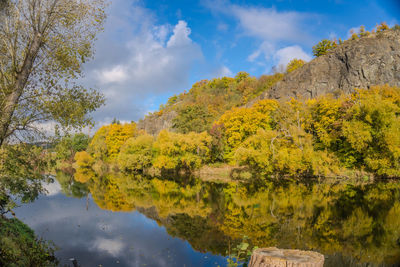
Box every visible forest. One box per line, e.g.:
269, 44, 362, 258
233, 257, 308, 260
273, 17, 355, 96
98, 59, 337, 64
64, 83, 400, 181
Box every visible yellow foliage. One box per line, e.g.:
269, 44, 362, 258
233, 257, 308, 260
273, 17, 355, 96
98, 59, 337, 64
88, 122, 136, 161
286, 58, 305, 73
216, 99, 279, 158
73, 151, 95, 183
306, 94, 342, 147
74, 151, 94, 169
105, 123, 136, 160
117, 134, 154, 172
153, 130, 212, 171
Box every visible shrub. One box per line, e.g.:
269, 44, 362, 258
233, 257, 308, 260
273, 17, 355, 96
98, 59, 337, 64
286, 58, 306, 73
0, 217, 58, 266
153, 130, 212, 172
118, 134, 154, 172
312, 39, 337, 57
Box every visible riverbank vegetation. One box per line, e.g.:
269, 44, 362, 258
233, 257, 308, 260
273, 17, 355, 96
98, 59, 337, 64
0, 216, 58, 266
67, 84, 400, 180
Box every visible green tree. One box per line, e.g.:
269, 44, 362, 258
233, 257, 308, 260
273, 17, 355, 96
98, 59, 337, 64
172, 105, 213, 133
0, 0, 106, 146
312, 39, 337, 57
118, 134, 154, 172
55, 133, 90, 165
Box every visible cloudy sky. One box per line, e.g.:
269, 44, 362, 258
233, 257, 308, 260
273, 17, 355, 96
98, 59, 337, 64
82, 0, 399, 126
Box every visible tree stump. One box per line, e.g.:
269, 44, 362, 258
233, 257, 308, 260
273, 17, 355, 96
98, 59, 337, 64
248, 247, 324, 267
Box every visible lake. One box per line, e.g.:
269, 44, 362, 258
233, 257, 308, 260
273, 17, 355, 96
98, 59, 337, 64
14, 173, 400, 266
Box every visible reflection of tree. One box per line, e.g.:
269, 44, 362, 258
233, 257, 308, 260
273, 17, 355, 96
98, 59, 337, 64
65, 168, 400, 264
55, 171, 89, 198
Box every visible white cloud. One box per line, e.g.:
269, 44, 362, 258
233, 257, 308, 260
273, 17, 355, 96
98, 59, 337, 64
205, 1, 316, 72
247, 41, 275, 62
214, 65, 233, 77
83, 0, 203, 124
97, 65, 128, 84
166, 20, 192, 47
92, 238, 125, 257
274, 45, 312, 69
231, 6, 311, 43
217, 22, 229, 31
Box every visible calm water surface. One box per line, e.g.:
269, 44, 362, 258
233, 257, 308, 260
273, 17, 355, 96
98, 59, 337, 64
14, 173, 400, 267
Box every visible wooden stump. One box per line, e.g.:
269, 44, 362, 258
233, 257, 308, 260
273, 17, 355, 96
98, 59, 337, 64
248, 247, 324, 267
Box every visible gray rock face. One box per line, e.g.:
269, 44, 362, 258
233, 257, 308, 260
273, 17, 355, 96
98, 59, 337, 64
137, 110, 177, 136
137, 29, 400, 135
262, 29, 400, 100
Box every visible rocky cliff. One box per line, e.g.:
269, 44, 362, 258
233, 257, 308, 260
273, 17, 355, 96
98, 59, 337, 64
261, 29, 400, 100
137, 110, 177, 136
139, 29, 400, 135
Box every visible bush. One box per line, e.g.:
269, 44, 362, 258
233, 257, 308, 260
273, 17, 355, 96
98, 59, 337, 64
0, 217, 58, 266
172, 105, 213, 133
153, 130, 212, 172
312, 39, 337, 57
376, 22, 389, 32
118, 134, 154, 172
286, 58, 305, 73
215, 99, 279, 160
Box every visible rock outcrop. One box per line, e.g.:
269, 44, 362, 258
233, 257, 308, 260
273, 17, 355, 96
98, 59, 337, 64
138, 29, 400, 135
137, 110, 177, 136
261, 29, 400, 100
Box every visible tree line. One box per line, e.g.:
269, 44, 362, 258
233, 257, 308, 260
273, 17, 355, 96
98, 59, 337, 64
63, 84, 400, 179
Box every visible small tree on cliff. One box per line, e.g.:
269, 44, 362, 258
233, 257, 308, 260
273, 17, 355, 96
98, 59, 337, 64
312, 39, 337, 57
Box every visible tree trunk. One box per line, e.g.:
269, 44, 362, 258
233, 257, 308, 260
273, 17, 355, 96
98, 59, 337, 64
248, 247, 324, 267
0, 32, 42, 147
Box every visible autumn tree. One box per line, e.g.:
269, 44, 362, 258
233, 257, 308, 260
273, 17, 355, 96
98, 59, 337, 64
376, 22, 389, 32
55, 133, 90, 166
312, 39, 337, 57
216, 99, 279, 160
172, 105, 213, 133
118, 134, 154, 172
153, 130, 212, 172
73, 151, 95, 183
0, 0, 107, 146
286, 59, 305, 73
87, 123, 136, 161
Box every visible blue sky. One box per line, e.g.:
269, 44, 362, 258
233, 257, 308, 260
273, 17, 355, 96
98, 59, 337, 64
83, 0, 399, 125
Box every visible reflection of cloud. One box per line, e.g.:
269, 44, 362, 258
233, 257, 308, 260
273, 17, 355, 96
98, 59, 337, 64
92, 238, 125, 257
43, 180, 61, 196
13, 193, 226, 267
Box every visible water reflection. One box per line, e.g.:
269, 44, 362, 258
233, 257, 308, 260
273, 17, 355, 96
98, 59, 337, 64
16, 171, 400, 266
15, 181, 227, 267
